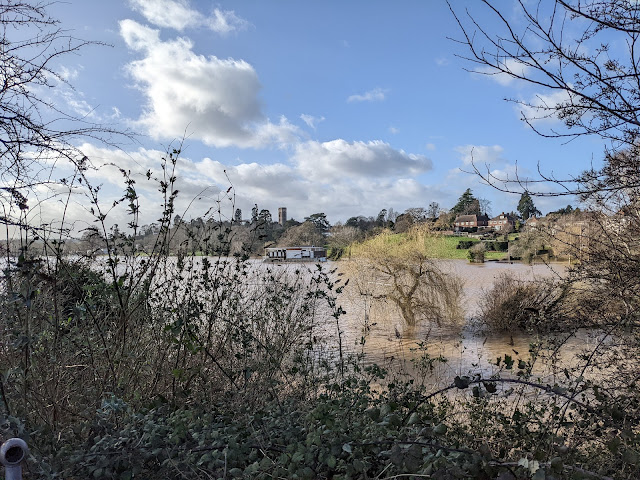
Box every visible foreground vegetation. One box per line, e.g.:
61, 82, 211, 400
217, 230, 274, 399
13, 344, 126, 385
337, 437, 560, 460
1, 156, 637, 479
2, 1, 640, 479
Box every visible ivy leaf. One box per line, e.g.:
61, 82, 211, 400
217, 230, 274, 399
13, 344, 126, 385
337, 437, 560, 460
342, 443, 352, 454
389, 444, 404, 466
407, 412, 420, 425
454, 375, 470, 389
483, 381, 497, 393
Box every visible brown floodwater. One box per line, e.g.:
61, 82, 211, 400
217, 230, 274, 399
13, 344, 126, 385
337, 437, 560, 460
93, 255, 606, 384
299, 259, 605, 383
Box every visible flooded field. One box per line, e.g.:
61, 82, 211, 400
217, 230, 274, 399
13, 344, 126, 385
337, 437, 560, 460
330, 259, 601, 378
257, 258, 604, 383
83, 254, 601, 382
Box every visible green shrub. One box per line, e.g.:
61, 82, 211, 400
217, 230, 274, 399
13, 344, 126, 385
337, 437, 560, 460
493, 240, 508, 251
467, 243, 485, 263
457, 240, 475, 249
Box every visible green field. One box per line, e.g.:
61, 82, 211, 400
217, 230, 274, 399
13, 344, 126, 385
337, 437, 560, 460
350, 231, 507, 261
423, 235, 507, 260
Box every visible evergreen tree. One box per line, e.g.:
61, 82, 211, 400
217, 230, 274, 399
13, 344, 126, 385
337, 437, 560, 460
517, 192, 541, 220
304, 213, 330, 233
452, 189, 480, 216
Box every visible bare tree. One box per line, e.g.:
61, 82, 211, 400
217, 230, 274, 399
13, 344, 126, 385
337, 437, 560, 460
0, 2, 129, 230
451, 1, 640, 148
450, 0, 640, 199
450, 1, 640, 303
452, 7, 640, 471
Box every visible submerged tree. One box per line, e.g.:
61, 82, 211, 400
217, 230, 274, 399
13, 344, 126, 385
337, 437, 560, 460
347, 226, 463, 326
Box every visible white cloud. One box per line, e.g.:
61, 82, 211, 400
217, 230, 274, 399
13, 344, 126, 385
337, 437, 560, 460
425, 143, 436, 151
62, 136, 438, 226
128, 0, 248, 33
292, 139, 432, 182
300, 114, 325, 129
455, 144, 506, 166
518, 89, 574, 125
388, 126, 399, 134
435, 57, 449, 66
477, 58, 532, 86
58, 66, 79, 81
347, 87, 388, 103
206, 8, 249, 34
209, 161, 442, 223
120, 20, 299, 148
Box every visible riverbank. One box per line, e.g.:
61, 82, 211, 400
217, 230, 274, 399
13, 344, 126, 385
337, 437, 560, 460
344, 231, 508, 261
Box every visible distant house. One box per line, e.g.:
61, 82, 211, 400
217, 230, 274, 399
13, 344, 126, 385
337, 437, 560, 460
453, 214, 489, 230
526, 216, 542, 229
264, 246, 327, 262
489, 212, 516, 231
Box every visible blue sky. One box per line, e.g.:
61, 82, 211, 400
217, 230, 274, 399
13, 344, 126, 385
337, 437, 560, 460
38, 0, 605, 228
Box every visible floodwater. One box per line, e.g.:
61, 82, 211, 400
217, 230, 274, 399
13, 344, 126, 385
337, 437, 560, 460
56, 254, 605, 382
315, 259, 604, 382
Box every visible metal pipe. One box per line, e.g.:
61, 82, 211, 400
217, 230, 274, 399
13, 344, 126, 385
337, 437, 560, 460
0, 438, 29, 480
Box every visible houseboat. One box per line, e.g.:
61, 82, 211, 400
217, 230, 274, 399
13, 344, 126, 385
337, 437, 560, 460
264, 246, 327, 262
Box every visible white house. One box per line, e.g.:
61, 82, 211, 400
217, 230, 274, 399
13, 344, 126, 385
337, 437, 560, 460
264, 246, 327, 262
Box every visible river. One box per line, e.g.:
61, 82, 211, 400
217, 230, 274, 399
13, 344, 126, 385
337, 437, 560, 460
305, 259, 604, 383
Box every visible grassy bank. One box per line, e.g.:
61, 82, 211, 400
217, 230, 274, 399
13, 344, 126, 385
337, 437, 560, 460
348, 230, 507, 261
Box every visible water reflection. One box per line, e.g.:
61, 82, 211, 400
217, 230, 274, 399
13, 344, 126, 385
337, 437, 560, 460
329, 259, 600, 381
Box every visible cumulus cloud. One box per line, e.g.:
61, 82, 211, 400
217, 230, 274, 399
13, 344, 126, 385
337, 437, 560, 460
518, 89, 574, 125
292, 139, 432, 182
347, 87, 388, 103
128, 0, 248, 33
300, 114, 325, 129
57, 136, 438, 227
120, 20, 299, 148
477, 58, 531, 86
455, 144, 506, 167
195, 159, 310, 202
58, 66, 79, 81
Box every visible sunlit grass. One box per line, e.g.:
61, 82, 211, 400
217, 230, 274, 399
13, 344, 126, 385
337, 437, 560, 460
350, 229, 507, 261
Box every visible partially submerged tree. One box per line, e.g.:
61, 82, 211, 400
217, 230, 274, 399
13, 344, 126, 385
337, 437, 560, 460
347, 226, 463, 326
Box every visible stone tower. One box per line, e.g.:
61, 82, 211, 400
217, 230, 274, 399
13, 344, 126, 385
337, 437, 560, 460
278, 207, 287, 226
